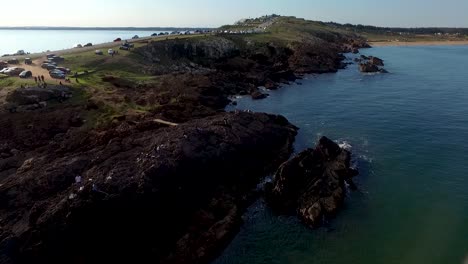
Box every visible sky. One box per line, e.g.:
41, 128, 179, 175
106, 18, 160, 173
1, 0, 468, 28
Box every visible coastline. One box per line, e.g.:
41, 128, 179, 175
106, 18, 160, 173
0, 34, 204, 60
370, 40, 468, 47
0, 17, 368, 264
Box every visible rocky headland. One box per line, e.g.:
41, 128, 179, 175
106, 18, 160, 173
0, 16, 369, 264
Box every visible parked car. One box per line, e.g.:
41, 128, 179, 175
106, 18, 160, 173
4, 67, 24, 76
46, 54, 56, 59
151, 33, 158, 36
16, 50, 25, 56
19, 70, 32, 78
113, 38, 122, 42
24, 58, 32, 65
122, 42, 134, 48
46, 64, 57, 70
0, 61, 7, 68
56, 67, 71, 74
84, 43, 93, 47
119, 45, 129, 51
49, 70, 66, 79
7, 58, 19, 64
74, 44, 83, 48
108, 49, 115, 55
51, 56, 65, 62
132, 35, 139, 39
95, 50, 103, 55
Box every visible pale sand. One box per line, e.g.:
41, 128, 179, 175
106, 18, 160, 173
370, 40, 468, 47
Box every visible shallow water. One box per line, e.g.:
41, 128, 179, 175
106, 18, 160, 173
215, 45, 468, 264
0, 29, 166, 55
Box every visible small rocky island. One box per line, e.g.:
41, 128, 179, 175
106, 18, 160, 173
266, 137, 359, 227
357, 55, 388, 73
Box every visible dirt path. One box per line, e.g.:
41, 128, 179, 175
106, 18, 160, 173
20, 59, 54, 81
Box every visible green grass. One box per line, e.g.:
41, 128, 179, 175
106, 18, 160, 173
0, 76, 36, 88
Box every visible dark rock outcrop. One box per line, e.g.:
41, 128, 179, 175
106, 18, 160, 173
6, 86, 72, 106
358, 56, 387, 73
266, 137, 358, 228
0, 112, 297, 264
251, 91, 268, 100
359, 63, 379, 73
135, 34, 370, 104
369, 56, 384, 66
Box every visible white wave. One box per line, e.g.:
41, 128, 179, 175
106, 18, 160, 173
338, 141, 353, 151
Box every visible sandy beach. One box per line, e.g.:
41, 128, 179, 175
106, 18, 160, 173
370, 40, 468, 47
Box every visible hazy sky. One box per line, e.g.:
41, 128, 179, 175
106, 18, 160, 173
2, 0, 468, 28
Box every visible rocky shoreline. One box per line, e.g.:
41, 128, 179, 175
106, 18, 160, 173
0, 112, 298, 264
1, 27, 369, 264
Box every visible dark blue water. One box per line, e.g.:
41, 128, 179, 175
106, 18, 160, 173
215, 46, 468, 264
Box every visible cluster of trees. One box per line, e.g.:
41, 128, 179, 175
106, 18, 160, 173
322, 22, 468, 35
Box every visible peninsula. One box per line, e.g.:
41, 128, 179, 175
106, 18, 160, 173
0, 15, 466, 264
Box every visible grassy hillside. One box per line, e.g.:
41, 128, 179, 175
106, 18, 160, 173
0, 16, 367, 127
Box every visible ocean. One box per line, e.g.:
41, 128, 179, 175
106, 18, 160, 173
215, 45, 468, 264
0, 29, 168, 56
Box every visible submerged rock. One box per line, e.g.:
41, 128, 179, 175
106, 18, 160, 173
266, 136, 358, 228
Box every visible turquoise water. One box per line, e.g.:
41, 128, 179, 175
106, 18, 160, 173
216, 46, 468, 264
0, 30, 167, 55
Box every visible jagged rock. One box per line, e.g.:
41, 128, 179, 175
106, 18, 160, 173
369, 56, 384, 66
264, 79, 279, 90
251, 91, 268, 100
6, 86, 72, 106
266, 137, 358, 228
359, 63, 380, 73
358, 55, 388, 73
0, 112, 297, 264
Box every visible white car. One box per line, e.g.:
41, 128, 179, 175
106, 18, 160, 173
108, 49, 115, 55
4, 67, 25, 76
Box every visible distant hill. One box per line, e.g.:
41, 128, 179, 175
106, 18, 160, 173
322, 21, 468, 35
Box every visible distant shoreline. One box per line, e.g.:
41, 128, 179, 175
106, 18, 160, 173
0, 34, 203, 60
370, 40, 468, 47
0, 27, 213, 31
